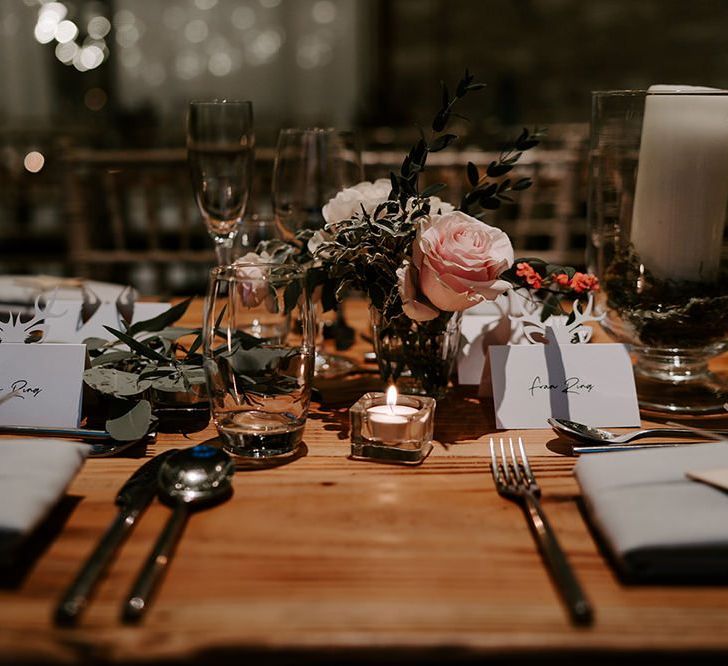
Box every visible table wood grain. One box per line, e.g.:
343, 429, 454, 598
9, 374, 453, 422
2, 299, 728, 664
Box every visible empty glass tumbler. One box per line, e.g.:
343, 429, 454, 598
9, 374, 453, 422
203, 263, 315, 457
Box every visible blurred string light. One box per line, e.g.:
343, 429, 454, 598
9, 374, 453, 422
24, 151, 45, 173
31, 0, 110, 72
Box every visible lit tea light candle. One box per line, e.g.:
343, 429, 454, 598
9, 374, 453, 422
367, 385, 419, 442
350, 389, 436, 463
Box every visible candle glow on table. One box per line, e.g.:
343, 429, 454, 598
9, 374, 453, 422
630, 85, 728, 282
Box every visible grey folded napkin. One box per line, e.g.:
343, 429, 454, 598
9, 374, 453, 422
0, 439, 88, 564
574, 442, 728, 582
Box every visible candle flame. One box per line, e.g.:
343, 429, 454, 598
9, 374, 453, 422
386, 385, 398, 413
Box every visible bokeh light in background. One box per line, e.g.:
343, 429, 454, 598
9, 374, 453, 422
31, 0, 110, 71
23, 150, 45, 173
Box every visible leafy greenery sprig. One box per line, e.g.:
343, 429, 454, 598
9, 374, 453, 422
389, 68, 486, 209
460, 126, 544, 217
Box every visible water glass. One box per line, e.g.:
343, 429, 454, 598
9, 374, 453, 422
203, 263, 314, 457
272, 128, 362, 237
234, 213, 284, 258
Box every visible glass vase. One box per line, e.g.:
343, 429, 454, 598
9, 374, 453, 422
588, 88, 728, 414
370, 309, 462, 399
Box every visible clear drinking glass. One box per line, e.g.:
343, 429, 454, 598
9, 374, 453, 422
203, 263, 314, 458
588, 89, 728, 414
272, 128, 362, 236
234, 213, 284, 258
272, 128, 362, 377
187, 100, 254, 265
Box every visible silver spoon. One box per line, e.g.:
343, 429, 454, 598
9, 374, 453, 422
122, 444, 234, 622
548, 417, 728, 446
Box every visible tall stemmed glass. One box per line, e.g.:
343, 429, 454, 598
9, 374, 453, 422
187, 100, 254, 265
272, 128, 363, 377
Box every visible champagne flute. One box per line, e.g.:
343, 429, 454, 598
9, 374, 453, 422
272, 128, 363, 378
187, 100, 254, 265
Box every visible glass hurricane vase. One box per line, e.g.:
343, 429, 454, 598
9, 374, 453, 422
588, 88, 728, 414
371, 309, 463, 400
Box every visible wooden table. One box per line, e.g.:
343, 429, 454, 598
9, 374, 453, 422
2, 299, 728, 665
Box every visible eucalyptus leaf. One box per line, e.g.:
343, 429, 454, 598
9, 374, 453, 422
83, 337, 110, 351
221, 345, 294, 374
90, 350, 134, 368
106, 399, 153, 441
84, 367, 151, 397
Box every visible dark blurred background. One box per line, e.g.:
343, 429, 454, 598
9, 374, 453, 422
2, 0, 728, 293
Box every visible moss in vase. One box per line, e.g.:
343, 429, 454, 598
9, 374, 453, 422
604, 247, 728, 348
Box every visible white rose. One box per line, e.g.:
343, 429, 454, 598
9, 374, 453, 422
322, 178, 392, 224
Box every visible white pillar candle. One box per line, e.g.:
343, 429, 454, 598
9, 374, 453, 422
630, 85, 728, 282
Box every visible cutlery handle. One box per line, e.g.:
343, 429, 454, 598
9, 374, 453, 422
633, 428, 728, 441
122, 504, 189, 623
573, 441, 711, 455
55, 510, 137, 625
523, 493, 593, 626
0, 425, 111, 440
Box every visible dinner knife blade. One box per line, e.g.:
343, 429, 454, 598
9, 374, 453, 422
54, 448, 178, 626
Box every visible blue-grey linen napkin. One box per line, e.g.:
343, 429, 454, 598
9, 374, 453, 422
0, 439, 88, 564
574, 442, 728, 582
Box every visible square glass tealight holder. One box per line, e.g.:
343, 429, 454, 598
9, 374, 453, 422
349, 392, 436, 464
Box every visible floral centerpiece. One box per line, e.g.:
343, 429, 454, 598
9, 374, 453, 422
302, 71, 598, 397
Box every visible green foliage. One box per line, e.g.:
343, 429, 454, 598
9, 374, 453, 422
83, 298, 205, 437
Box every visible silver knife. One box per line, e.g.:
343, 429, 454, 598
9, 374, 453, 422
54, 449, 178, 625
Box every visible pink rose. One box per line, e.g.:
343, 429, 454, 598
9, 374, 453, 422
404, 211, 514, 315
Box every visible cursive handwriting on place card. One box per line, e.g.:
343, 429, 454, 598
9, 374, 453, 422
489, 343, 639, 429
0, 380, 44, 400
529, 376, 594, 397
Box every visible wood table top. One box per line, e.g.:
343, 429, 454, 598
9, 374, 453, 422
2, 298, 728, 664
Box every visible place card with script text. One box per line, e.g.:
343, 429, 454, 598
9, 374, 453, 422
489, 343, 640, 429
0, 343, 85, 428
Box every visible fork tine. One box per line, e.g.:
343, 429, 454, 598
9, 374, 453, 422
518, 437, 536, 485
489, 437, 498, 484
508, 437, 523, 483
499, 437, 511, 484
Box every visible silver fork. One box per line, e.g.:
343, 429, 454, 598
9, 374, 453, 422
490, 436, 593, 626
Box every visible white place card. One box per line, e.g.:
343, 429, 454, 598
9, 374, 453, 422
0, 343, 85, 428
46, 301, 170, 343
489, 342, 640, 429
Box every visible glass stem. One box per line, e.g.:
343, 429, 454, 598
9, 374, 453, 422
214, 236, 235, 266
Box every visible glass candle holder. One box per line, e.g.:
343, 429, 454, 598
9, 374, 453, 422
350, 392, 435, 464
588, 87, 728, 415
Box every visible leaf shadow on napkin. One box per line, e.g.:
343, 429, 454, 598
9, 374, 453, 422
0, 494, 82, 590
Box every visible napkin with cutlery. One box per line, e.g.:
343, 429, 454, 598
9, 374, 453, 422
0, 439, 88, 565
574, 442, 728, 582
